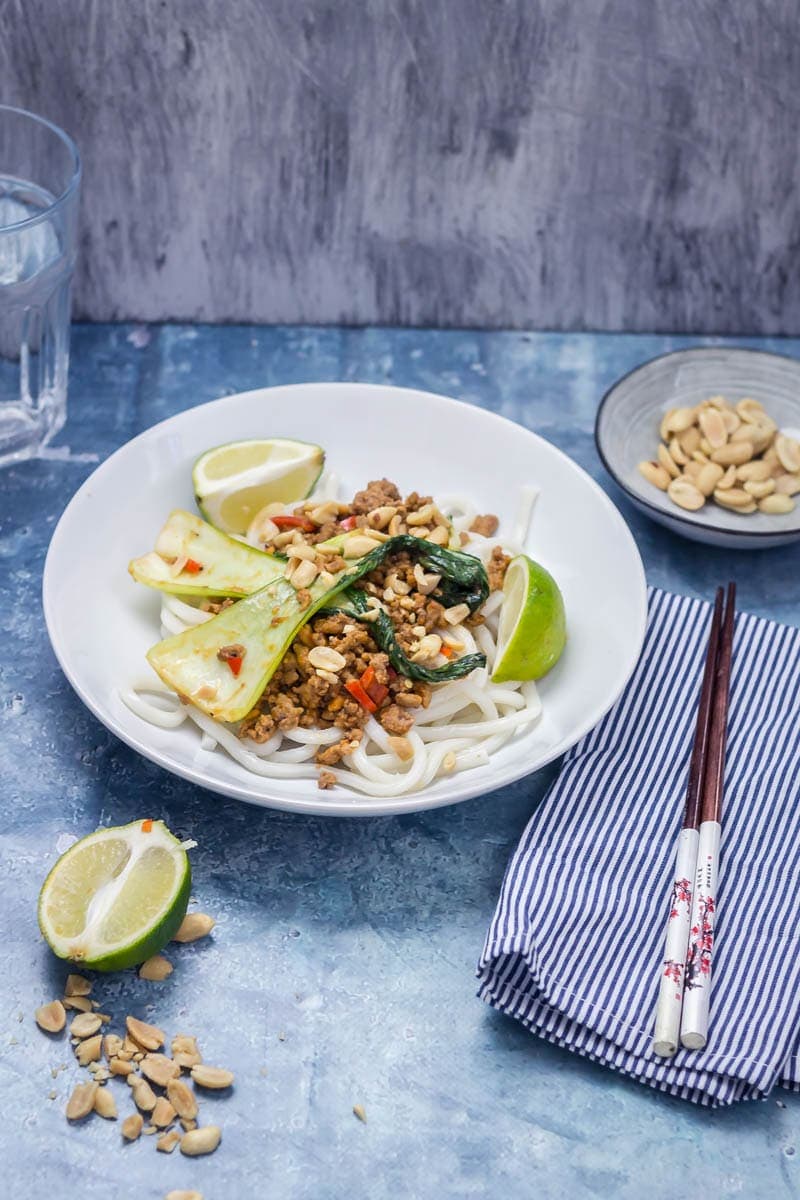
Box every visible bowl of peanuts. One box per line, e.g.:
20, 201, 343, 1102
595, 347, 800, 549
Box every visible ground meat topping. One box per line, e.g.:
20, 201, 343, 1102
470, 513, 500, 538
217, 643, 245, 662
487, 545, 511, 592
318, 770, 337, 790
379, 704, 416, 735
314, 730, 363, 766
351, 478, 402, 514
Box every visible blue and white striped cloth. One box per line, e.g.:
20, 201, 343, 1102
478, 588, 800, 1106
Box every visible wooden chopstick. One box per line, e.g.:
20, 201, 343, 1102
652, 587, 725, 1057
680, 582, 736, 1050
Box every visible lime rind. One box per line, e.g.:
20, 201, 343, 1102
38, 820, 191, 973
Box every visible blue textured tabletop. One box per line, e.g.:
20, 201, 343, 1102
3, 325, 800, 1200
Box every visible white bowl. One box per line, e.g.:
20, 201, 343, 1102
43, 382, 647, 817
596, 347, 800, 549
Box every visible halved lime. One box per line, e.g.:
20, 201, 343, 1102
193, 438, 325, 534
491, 555, 566, 682
38, 820, 191, 972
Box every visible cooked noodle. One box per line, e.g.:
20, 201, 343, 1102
120, 487, 542, 797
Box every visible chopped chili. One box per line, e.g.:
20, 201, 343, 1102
340, 515, 359, 531
272, 515, 315, 532
141, 819, 153, 833
440, 643, 454, 659
184, 558, 203, 574
226, 656, 243, 677
345, 678, 377, 713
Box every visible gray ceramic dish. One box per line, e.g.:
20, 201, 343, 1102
595, 347, 800, 549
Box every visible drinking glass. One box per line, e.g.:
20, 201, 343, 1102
0, 105, 80, 466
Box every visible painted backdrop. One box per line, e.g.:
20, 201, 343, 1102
2, 0, 798, 332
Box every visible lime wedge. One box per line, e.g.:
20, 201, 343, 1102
38, 820, 191, 972
193, 438, 325, 534
491, 555, 566, 682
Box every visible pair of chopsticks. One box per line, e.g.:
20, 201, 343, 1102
652, 583, 736, 1057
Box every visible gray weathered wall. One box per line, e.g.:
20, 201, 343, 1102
2, 0, 799, 332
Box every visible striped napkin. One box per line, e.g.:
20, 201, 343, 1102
478, 587, 800, 1106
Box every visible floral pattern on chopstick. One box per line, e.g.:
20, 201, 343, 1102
684, 893, 715, 990
669, 877, 692, 919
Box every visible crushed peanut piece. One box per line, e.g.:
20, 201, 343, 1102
139, 955, 174, 982
141, 1053, 181, 1088
172, 913, 216, 944
93, 1087, 117, 1119
121, 1112, 144, 1141
64, 973, 92, 997
35, 1000, 66, 1034
190, 1064, 234, 1090
126, 1015, 166, 1051
157, 1129, 182, 1153
66, 1081, 98, 1121
69, 1012, 103, 1039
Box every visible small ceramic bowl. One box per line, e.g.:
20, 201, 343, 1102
595, 347, 800, 549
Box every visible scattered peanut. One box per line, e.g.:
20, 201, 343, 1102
141, 1053, 182, 1088
104, 1033, 124, 1061
157, 1129, 182, 1153
62, 994, 93, 1012
190, 1064, 234, 1090
151, 1097, 177, 1128
70, 1012, 103, 1039
307, 645, 347, 672
165, 1192, 204, 1200
167, 1078, 199, 1120
126, 1015, 166, 1051
172, 913, 216, 944
93, 1087, 117, 1119
180, 1126, 222, 1157
387, 736, 414, 762
139, 955, 174, 981
76, 1034, 103, 1066
35, 1000, 66, 1034
353, 1104, 367, 1124
66, 1081, 98, 1121
65, 974, 92, 997
131, 1077, 158, 1112
121, 1112, 144, 1141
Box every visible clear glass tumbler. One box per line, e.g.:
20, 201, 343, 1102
0, 106, 80, 466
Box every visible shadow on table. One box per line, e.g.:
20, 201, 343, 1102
480, 1003, 800, 1162
72, 707, 562, 941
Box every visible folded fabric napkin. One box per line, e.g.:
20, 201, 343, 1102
478, 587, 800, 1106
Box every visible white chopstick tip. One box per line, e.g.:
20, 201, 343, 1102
680, 1030, 707, 1051
652, 1038, 678, 1058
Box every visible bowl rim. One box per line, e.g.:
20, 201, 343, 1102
42, 379, 648, 818
594, 345, 800, 541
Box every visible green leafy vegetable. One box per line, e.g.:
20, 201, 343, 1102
334, 588, 486, 682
